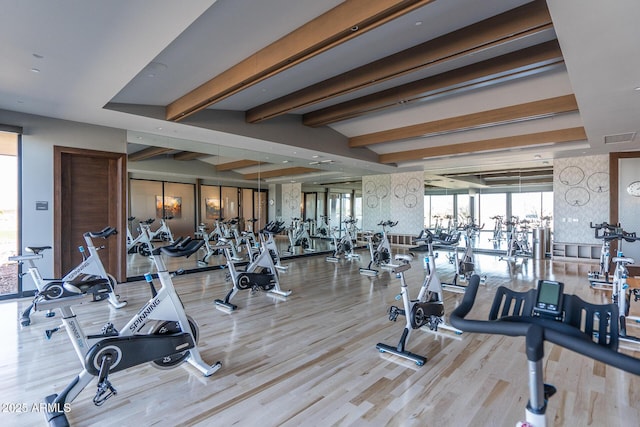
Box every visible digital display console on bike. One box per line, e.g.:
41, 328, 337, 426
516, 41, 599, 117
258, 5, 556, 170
533, 280, 564, 319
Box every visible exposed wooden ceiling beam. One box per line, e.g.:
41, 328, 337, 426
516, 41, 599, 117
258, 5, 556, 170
378, 127, 587, 164
128, 147, 173, 162
250, 0, 552, 124
172, 151, 211, 161
243, 167, 319, 181
351, 94, 578, 147
216, 160, 263, 171
303, 40, 562, 127
166, 0, 436, 122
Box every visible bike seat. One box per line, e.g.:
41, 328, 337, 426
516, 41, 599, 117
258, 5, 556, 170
26, 246, 52, 254
394, 254, 413, 263
63, 278, 112, 296
612, 256, 635, 265
160, 239, 205, 258
86, 227, 117, 239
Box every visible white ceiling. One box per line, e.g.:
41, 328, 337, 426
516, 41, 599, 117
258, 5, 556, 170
1, 0, 639, 188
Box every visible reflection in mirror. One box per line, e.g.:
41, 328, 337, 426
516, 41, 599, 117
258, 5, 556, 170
125, 139, 344, 280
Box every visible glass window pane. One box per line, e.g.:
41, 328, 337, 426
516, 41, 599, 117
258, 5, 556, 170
329, 192, 341, 235
431, 195, 454, 231
541, 191, 553, 230
512, 192, 541, 224
0, 132, 18, 296
424, 195, 431, 228
456, 194, 470, 225
354, 195, 362, 229
478, 193, 506, 229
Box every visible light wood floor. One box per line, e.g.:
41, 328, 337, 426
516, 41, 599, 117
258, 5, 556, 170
1, 248, 639, 427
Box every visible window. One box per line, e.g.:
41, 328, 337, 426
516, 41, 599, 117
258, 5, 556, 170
478, 193, 506, 229
0, 132, 18, 297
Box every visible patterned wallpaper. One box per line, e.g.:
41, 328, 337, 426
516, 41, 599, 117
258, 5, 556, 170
553, 155, 609, 244
281, 182, 302, 221
362, 171, 424, 235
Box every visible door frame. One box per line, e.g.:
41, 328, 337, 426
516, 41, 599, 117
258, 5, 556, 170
53, 146, 127, 282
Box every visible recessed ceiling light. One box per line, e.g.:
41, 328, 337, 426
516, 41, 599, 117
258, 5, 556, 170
282, 160, 289, 163
144, 62, 167, 78
312, 155, 319, 159
415, 21, 423, 26
30, 68, 40, 73
534, 154, 542, 159
32, 53, 43, 59
156, 127, 163, 130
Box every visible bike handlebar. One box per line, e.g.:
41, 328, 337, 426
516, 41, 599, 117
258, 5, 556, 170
377, 220, 397, 227
450, 276, 640, 376
415, 229, 460, 245
602, 230, 639, 243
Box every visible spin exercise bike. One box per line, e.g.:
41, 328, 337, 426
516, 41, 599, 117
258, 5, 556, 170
195, 223, 223, 266
488, 215, 505, 247
442, 221, 486, 293
286, 217, 315, 254
9, 227, 127, 326
359, 220, 397, 276
147, 216, 175, 243
34, 236, 220, 427
214, 238, 291, 312
587, 221, 619, 288
602, 227, 640, 346
314, 215, 331, 239
326, 217, 360, 262
376, 230, 462, 366
126, 218, 156, 255
451, 276, 640, 427
260, 220, 289, 271
500, 217, 531, 261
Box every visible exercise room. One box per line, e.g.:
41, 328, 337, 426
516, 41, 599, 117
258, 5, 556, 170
1, 1, 639, 426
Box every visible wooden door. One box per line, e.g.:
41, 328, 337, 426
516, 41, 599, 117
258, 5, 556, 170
54, 146, 126, 281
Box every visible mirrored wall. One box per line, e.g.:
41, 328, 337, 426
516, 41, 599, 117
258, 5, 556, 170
127, 178, 274, 278
126, 179, 364, 279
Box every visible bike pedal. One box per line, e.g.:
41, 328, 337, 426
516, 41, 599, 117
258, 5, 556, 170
543, 383, 557, 400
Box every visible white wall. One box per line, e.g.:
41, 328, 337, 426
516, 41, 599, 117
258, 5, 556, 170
0, 109, 126, 290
